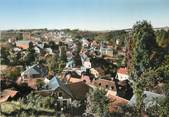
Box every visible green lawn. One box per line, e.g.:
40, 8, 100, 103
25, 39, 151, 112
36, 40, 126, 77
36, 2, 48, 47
0, 101, 56, 117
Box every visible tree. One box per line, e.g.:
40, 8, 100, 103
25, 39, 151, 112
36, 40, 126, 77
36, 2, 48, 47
49, 41, 58, 50
129, 20, 158, 80
46, 54, 57, 73
16, 33, 23, 40
8, 50, 19, 66
1, 47, 10, 64
127, 21, 166, 114
24, 42, 36, 66
24, 92, 55, 112
3, 67, 21, 81
128, 21, 157, 113
132, 59, 169, 116
156, 29, 169, 49
86, 88, 109, 116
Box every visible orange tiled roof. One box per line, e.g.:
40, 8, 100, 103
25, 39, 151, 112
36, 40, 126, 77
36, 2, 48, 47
107, 93, 129, 112
68, 77, 82, 83
2, 89, 18, 97
106, 90, 116, 96
117, 67, 128, 75
63, 77, 82, 83
0, 89, 18, 103
17, 44, 29, 49
93, 79, 116, 91
67, 81, 90, 100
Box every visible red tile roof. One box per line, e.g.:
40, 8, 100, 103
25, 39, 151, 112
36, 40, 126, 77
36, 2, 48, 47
117, 67, 128, 75
67, 81, 90, 100
81, 75, 91, 84
63, 77, 82, 83
17, 44, 29, 49
93, 79, 116, 91
107, 93, 129, 112
0, 89, 18, 103
2, 89, 18, 97
69, 77, 82, 83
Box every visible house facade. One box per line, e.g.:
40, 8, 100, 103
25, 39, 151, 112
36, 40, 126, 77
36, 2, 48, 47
117, 67, 129, 81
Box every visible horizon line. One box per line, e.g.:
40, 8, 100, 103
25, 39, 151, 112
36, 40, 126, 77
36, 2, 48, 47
1, 26, 169, 32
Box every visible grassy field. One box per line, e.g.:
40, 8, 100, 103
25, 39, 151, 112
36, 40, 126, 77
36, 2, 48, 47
0, 101, 56, 117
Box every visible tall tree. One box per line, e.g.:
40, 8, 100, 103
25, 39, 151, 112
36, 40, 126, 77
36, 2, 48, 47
86, 89, 109, 116
127, 21, 160, 114
156, 29, 169, 49
129, 21, 157, 80
1, 47, 10, 64
25, 42, 36, 66
46, 54, 57, 73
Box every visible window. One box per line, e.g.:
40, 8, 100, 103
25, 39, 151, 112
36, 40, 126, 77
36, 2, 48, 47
106, 85, 108, 88
59, 92, 62, 97
119, 86, 122, 90
111, 86, 114, 90
99, 83, 101, 86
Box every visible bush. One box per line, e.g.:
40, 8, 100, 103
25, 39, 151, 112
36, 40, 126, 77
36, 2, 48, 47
3, 67, 21, 81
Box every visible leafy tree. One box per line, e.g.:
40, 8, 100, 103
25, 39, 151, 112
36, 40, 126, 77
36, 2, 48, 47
86, 89, 109, 116
49, 41, 58, 50
24, 42, 36, 66
127, 21, 169, 115
46, 54, 57, 73
133, 62, 169, 116
22, 92, 55, 114
45, 54, 65, 74
4, 67, 21, 81
128, 21, 162, 113
129, 20, 158, 80
59, 45, 67, 61
8, 50, 19, 66
156, 29, 169, 49
1, 47, 10, 64
16, 33, 23, 40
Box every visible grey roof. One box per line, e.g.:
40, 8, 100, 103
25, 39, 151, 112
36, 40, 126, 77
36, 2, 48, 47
45, 48, 53, 54
22, 64, 47, 77
36, 43, 44, 49
16, 40, 30, 45
48, 76, 60, 90
47, 76, 73, 97
34, 47, 40, 53
128, 91, 165, 108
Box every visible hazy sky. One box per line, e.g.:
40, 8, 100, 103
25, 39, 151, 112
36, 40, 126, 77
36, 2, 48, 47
0, 0, 169, 30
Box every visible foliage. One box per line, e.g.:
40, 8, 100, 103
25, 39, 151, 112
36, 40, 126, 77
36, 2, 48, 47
128, 21, 156, 112
130, 20, 158, 80
86, 88, 109, 116
24, 42, 36, 66
20, 92, 55, 114
94, 30, 127, 46
55, 59, 66, 73
36, 79, 45, 89
0, 101, 55, 117
127, 20, 169, 116
0, 47, 10, 64
16, 33, 23, 40
46, 54, 57, 73
3, 67, 21, 80
45, 54, 66, 74
156, 29, 169, 48
8, 50, 22, 66
48, 40, 58, 50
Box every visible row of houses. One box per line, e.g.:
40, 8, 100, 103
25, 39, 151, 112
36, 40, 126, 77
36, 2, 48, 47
8, 63, 163, 114
12, 63, 128, 112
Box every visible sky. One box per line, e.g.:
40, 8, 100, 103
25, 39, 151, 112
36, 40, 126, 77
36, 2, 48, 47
0, 0, 169, 30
